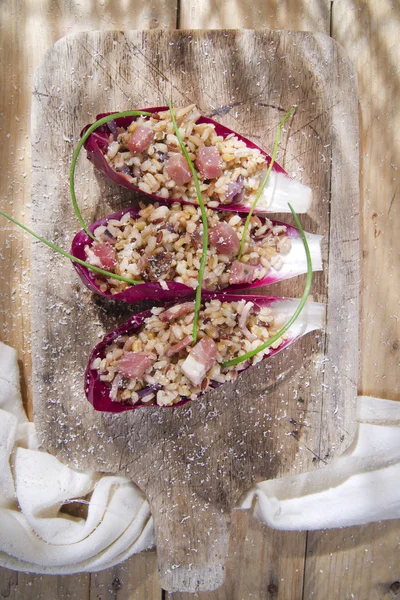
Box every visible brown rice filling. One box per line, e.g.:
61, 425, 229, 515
91, 299, 287, 407
85, 202, 291, 294
105, 105, 268, 207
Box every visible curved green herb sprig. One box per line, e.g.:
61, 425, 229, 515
0, 211, 142, 286
70, 110, 152, 241
221, 203, 312, 368
168, 100, 208, 345
237, 106, 296, 260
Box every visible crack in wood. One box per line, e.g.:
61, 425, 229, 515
388, 190, 396, 216
208, 101, 246, 118
77, 39, 132, 102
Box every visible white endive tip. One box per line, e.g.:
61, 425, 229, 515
256, 171, 312, 213
278, 233, 323, 280
269, 299, 326, 338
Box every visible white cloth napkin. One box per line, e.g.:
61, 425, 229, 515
0, 342, 154, 574
1, 341, 399, 575
241, 396, 400, 529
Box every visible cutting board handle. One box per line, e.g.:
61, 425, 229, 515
150, 489, 230, 593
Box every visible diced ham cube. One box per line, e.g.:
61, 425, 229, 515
165, 153, 192, 186
87, 242, 117, 270
128, 126, 154, 153
116, 352, 156, 379
166, 335, 193, 357
159, 302, 194, 322
229, 260, 262, 286
196, 146, 223, 179
209, 222, 240, 255
181, 337, 217, 386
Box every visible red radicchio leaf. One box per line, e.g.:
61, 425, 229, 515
85, 292, 325, 412
70, 205, 322, 302
81, 107, 310, 214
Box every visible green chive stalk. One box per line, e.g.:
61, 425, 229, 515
0, 211, 142, 286
70, 110, 152, 240
237, 106, 296, 260
221, 203, 312, 368
168, 100, 208, 345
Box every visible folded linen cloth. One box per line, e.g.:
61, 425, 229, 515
0, 342, 154, 574
241, 396, 400, 529
1, 341, 399, 575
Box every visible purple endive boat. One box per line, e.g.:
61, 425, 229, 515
82, 107, 312, 214
85, 292, 325, 412
71, 206, 322, 302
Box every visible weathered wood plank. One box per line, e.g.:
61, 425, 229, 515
0, 568, 90, 600
168, 511, 305, 600
304, 522, 400, 600
30, 28, 358, 592
180, 0, 330, 34
332, 0, 400, 402
303, 1, 400, 598
89, 551, 160, 600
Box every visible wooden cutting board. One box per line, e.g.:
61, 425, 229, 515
31, 30, 359, 593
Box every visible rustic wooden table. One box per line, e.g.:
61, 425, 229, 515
0, 1, 399, 599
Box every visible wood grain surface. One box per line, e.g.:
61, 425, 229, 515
0, 0, 399, 599
29, 28, 358, 592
